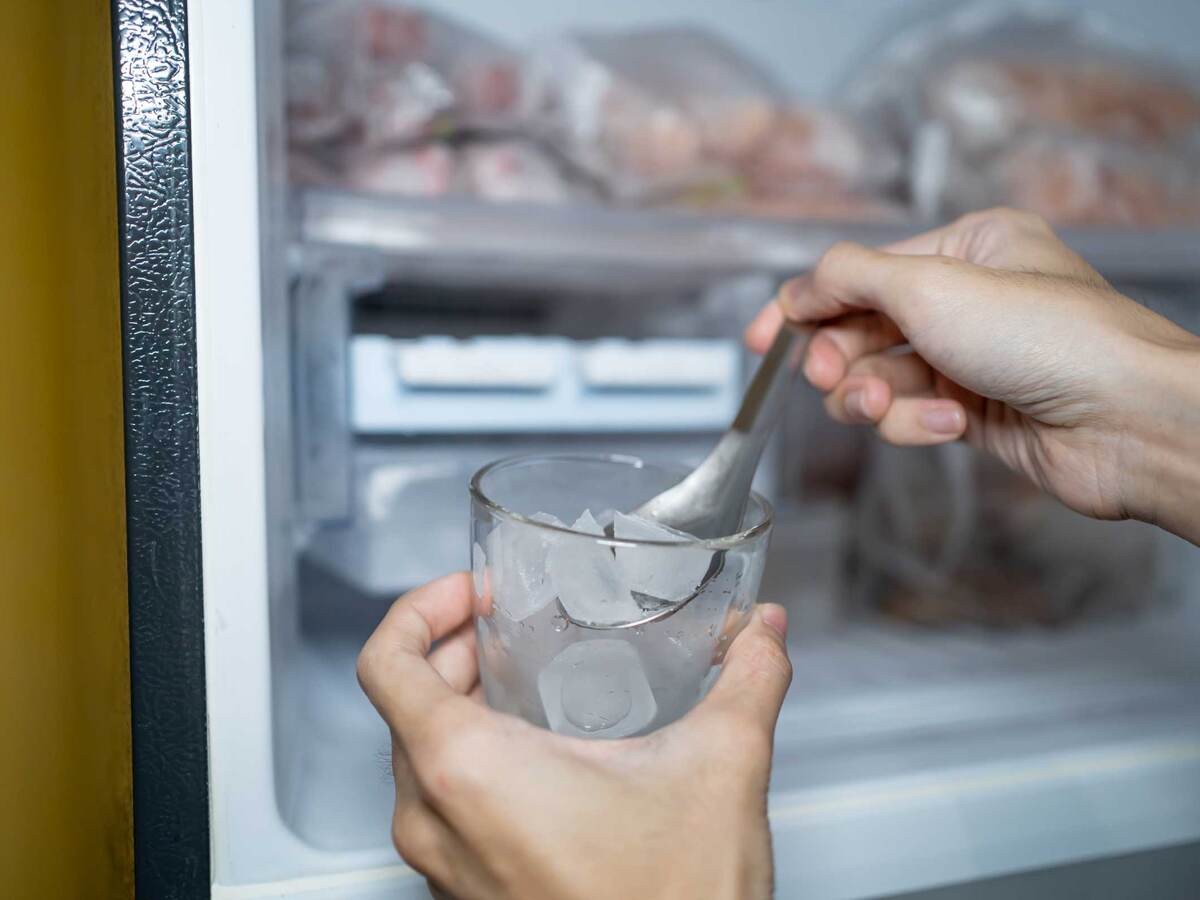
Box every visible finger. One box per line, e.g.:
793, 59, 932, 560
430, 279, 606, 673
876, 396, 967, 446
745, 299, 785, 355
358, 573, 475, 733
376, 572, 475, 656
694, 604, 792, 740
777, 241, 944, 331
392, 799, 473, 895
428, 621, 480, 696
847, 349, 934, 395
823, 374, 893, 425
803, 313, 906, 391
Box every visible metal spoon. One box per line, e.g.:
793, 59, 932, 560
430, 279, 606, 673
566, 323, 809, 630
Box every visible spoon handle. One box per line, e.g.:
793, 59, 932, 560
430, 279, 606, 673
633, 323, 809, 540
732, 322, 809, 450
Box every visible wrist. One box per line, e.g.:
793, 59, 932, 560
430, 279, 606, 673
1119, 336, 1200, 545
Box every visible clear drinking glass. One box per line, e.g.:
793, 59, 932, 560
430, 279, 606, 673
470, 453, 772, 739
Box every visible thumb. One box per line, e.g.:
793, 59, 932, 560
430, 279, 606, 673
696, 603, 792, 739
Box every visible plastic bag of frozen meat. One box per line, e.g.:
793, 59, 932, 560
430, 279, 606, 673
284, 1, 522, 152
739, 106, 902, 197
851, 442, 1160, 628
851, 2, 1200, 151
847, 2, 1200, 225
459, 141, 575, 204
521, 27, 784, 200
937, 132, 1200, 227
330, 139, 577, 204
684, 105, 906, 221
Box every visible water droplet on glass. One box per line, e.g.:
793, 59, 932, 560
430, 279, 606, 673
552, 613, 570, 633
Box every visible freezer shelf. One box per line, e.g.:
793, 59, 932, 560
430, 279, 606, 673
297, 189, 1200, 284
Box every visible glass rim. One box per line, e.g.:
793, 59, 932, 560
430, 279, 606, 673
469, 452, 773, 550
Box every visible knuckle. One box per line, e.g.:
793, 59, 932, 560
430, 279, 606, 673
1015, 209, 1051, 233
815, 240, 862, 279
847, 354, 883, 378
813, 240, 862, 289
412, 711, 486, 799
355, 642, 386, 692
391, 809, 440, 871
778, 274, 805, 297
823, 391, 853, 424
976, 206, 1049, 238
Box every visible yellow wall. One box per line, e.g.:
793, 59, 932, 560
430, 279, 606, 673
0, 1, 134, 896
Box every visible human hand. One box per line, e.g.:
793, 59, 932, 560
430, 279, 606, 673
747, 207, 1200, 543
357, 573, 793, 900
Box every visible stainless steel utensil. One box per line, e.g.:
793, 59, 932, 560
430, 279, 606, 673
566, 322, 809, 629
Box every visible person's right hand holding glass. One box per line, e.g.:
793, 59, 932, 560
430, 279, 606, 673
747, 207, 1200, 545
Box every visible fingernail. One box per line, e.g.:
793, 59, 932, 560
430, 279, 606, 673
775, 277, 803, 314
759, 603, 788, 637
920, 404, 964, 434
777, 282, 796, 314
844, 389, 869, 421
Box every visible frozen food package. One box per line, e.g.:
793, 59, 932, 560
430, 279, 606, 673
849, 2, 1200, 152
522, 27, 784, 199
963, 133, 1200, 226
675, 103, 907, 221
740, 106, 903, 197
925, 56, 1200, 153
341, 144, 457, 197
284, 1, 522, 151
853, 442, 1159, 628
460, 140, 575, 205
848, 2, 1200, 223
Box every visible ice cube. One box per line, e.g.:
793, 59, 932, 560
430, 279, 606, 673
546, 510, 643, 626
487, 512, 564, 622
612, 512, 713, 604
537, 639, 657, 738
592, 508, 618, 530
570, 508, 604, 535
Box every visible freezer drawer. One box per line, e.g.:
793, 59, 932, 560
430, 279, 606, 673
351, 335, 742, 434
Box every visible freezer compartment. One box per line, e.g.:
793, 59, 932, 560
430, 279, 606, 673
270, 538, 1200, 894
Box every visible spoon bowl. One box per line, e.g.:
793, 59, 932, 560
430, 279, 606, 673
563, 323, 808, 630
